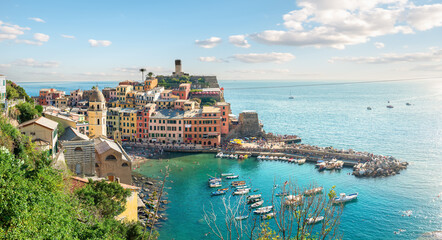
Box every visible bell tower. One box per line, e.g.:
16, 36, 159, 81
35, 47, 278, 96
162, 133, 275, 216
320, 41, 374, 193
88, 87, 107, 138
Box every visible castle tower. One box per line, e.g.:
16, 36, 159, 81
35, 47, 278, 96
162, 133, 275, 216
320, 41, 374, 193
88, 87, 107, 138
173, 59, 184, 77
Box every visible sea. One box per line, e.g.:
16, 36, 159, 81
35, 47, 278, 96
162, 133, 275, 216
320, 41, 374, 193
21, 79, 442, 239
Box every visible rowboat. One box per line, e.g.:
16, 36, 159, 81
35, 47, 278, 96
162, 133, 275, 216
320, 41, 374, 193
235, 185, 249, 189
233, 189, 250, 195
298, 158, 306, 165
247, 198, 262, 204
306, 216, 324, 225
250, 200, 264, 208
231, 181, 246, 186
261, 212, 276, 220
217, 188, 229, 191
209, 182, 222, 188
333, 193, 358, 204
226, 175, 239, 179
304, 187, 323, 196
234, 215, 249, 221
254, 206, 273, 214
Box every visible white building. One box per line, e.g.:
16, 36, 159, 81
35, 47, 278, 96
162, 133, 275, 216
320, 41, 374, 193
0, 75, 6, 103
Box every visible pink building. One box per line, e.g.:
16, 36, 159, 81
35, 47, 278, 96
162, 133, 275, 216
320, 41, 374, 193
136, 104, 156, 142
215, 102, 230, 136
149, 109, 184, 144
70, 89, 83, 106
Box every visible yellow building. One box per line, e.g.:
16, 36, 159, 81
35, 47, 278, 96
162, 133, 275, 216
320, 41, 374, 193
144, 78, 158, 91
55, 96, 68, 109
119, 108, 138, 141
88, 88, 107, 138
116, 183, 141, 222
134, 84, 144, 92
116, 85, 133, 102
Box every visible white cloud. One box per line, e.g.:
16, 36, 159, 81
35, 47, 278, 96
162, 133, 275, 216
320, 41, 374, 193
199, 56, 227, 63
61, 34, 75, 39
329, 48, 442, 64
374, 42, 385, 49
407, 4, 442, 31
0, 63, 11, 68
195, 37, 222, 48
249, 0, 442, 49
233, 52, 295, 63
88, 39, 112, 47
229, 35, 251, 48
0, 21, 30, 41
29, 17, 46, 23
13, 58, 59, 68
34, 33, 49, 42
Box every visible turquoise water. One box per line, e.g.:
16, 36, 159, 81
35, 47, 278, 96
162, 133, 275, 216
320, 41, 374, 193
22, 80, 442, 239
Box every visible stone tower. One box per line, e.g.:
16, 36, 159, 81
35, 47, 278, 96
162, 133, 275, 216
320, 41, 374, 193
88, 87, 107, 138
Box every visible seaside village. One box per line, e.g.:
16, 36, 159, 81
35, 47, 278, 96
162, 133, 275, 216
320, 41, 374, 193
0, 60, 408, 225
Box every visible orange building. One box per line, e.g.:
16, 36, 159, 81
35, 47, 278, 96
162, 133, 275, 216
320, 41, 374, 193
144, 78, 158, 91
183, 106, 221, 147
215, 102, 230, 136
172, 83, 191, 100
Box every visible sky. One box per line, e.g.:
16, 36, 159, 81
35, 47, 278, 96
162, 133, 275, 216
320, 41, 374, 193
0, 0, 442, 82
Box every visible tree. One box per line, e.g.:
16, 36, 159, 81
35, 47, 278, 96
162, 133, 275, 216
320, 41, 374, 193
75, 179, 131, 219
148, 72, 153, 78
35, 105, 43, 114
15, 102, 40, 123
204, 181, 343, 240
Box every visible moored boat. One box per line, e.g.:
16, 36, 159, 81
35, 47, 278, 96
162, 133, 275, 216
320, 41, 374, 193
276, 192, 289, 197
284, 194, 303, 206
234, 215, 249, 221
254, 206, 273, 214
261, 212, 276, 220
216, 152, 223, 158
247, 198, 262, 204
226, 175, 239, 179
233, 189, 250, 195
306, 216, 324, 225
304, 187, 323, 196
298, 158, 306, 165
333, 193, 358, 204
231, 181, 246, 186
250, 200, 264, 208
247, 194, 261, 200
211, 190, 226, 196
217, 187, 229, 191
209, 182, 222, 188
221, 173, 234, 176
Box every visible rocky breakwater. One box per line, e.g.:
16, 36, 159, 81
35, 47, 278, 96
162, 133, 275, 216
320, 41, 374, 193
352, 156, 408, 177
132, 173, 170, 227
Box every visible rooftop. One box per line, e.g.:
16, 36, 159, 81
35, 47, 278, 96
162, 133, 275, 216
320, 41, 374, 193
18, 116, 58, 130
151, 109, 185, 119
59, 127, 90, 141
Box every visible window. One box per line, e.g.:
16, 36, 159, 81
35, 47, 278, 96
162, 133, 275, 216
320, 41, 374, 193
74, 147, 83, 151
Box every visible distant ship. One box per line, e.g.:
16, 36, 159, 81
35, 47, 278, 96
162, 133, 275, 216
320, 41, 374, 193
289, 90, 294, 99
406, 103, 411, 106
387, 105, 394, 109
367, 107, 372, 110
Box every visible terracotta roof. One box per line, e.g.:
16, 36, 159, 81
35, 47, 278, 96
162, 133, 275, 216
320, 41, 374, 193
18, 116, 58, 130
70, 176, 140, 190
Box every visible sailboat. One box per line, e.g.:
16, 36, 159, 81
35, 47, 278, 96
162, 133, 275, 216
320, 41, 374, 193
289, 90, 294, 99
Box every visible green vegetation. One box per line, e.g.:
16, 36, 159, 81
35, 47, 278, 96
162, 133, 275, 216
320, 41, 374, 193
190, 89, 202, 93
200, 97, 217, 106
157, 76, 191, 89
15, 101, 41, 123
0, 115, 157, 239
6, 80, 33, 103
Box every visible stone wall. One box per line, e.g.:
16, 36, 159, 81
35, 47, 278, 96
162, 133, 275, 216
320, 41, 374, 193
226, 111, 265, 139
62, 140, 96, 176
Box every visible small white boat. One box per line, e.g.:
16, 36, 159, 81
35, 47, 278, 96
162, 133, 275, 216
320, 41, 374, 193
221, 173, 234, 176
234, 154, 239, 159
257, 156, 263, 160
254, 206, 273, 214
209, 177, 222, 183
216, 152, 223, 158
247, 194, 261, 200
235, 185, 249, 189
333, 193, 358, 204
235, 215, 249, 221
229, 154, 234, 158
306, 216, 324, 225
233, 189, 250, 195
298, 158, 306, 165
284, 194, 303, 206
226, 175, 239, 179
262, 212, 276, 220
210, 183, 222, 188
250, 200, 264, 208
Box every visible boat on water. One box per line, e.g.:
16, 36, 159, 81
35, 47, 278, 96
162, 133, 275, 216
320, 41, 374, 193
247, 194, 261, 200
209, 177, 222, 182
218, 188, 229, 191
333, 193, 358, 204
233, 189, 250, 195
235, 215, 249, 221
289, 90, 294, 99
209, 182, 222, 188
231, 181, 246, 186
387, 105, 394, 108
304, 187, 323, 196
254, 206, 273, 214
298, 158, 306, 165
406, 102, 411, 106
235, 185, 249, 189
221, 173, 234, 176
250, 200, 264, 208
216, 152, 223, 158
226, 175, 239, 179
211, 190, 227, 196
367, 107, 372, 110
284, 194, 303, 206
315, 160, 325, 168
247, 198, 262, 204
262, 212, 276, 220
306, 216, 324, 225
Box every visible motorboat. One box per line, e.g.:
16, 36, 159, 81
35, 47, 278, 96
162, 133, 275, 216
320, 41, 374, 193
234, 154, 239, 159
209, 177, 222, 183
247, 198, 262, 204
262, 212, 276, 220
209, 182, 222, 188
250, 200, 264, 208
217, 188, 229, 191
298, 158, 306, 165
221, 173, 234, 177
304, 187, 323, 196
306, 216, 324, 225
231, 181, 246, 187
254, 206, 273, 214
257, 155, 263, 160
233, 189, 250, 195
247, 194, 261, 200
229, 154, 234, 158
226, 175, 239, 179
315, 160, 325, 168
406, 103, 411, 106
211, 190, 226, 196
235, 215, 249, 221
284, 194, 302, 206
367, 107, 372, 110
387, 105, 394, 108
235, 185, 249, 189
333, 193, 358, 204
216, 152, 223, 158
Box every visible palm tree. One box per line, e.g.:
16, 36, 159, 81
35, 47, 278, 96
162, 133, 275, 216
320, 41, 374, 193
148, 72, 153, 79
139, 68, 146, 81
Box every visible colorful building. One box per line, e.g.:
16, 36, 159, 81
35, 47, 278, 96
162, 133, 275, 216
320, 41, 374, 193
102, 87, 117, 102
149, 109, 184, 144
88, 88, 107, 138
18, 116, 59, 156
106, 107, 121, 138
69, 89, 83, 106
119, 108, 138, 141
144, 78, 158, 91
183, 106, 222, 147
38, 88, 65, 106
0, 75, 6, 103
116, 85, 133, 102
215, 102, 230, 136
136, 104, 156, 142
172, 83, 191, 100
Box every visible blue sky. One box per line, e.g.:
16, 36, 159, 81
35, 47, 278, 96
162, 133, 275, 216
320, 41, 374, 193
0, 0, 441, 82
